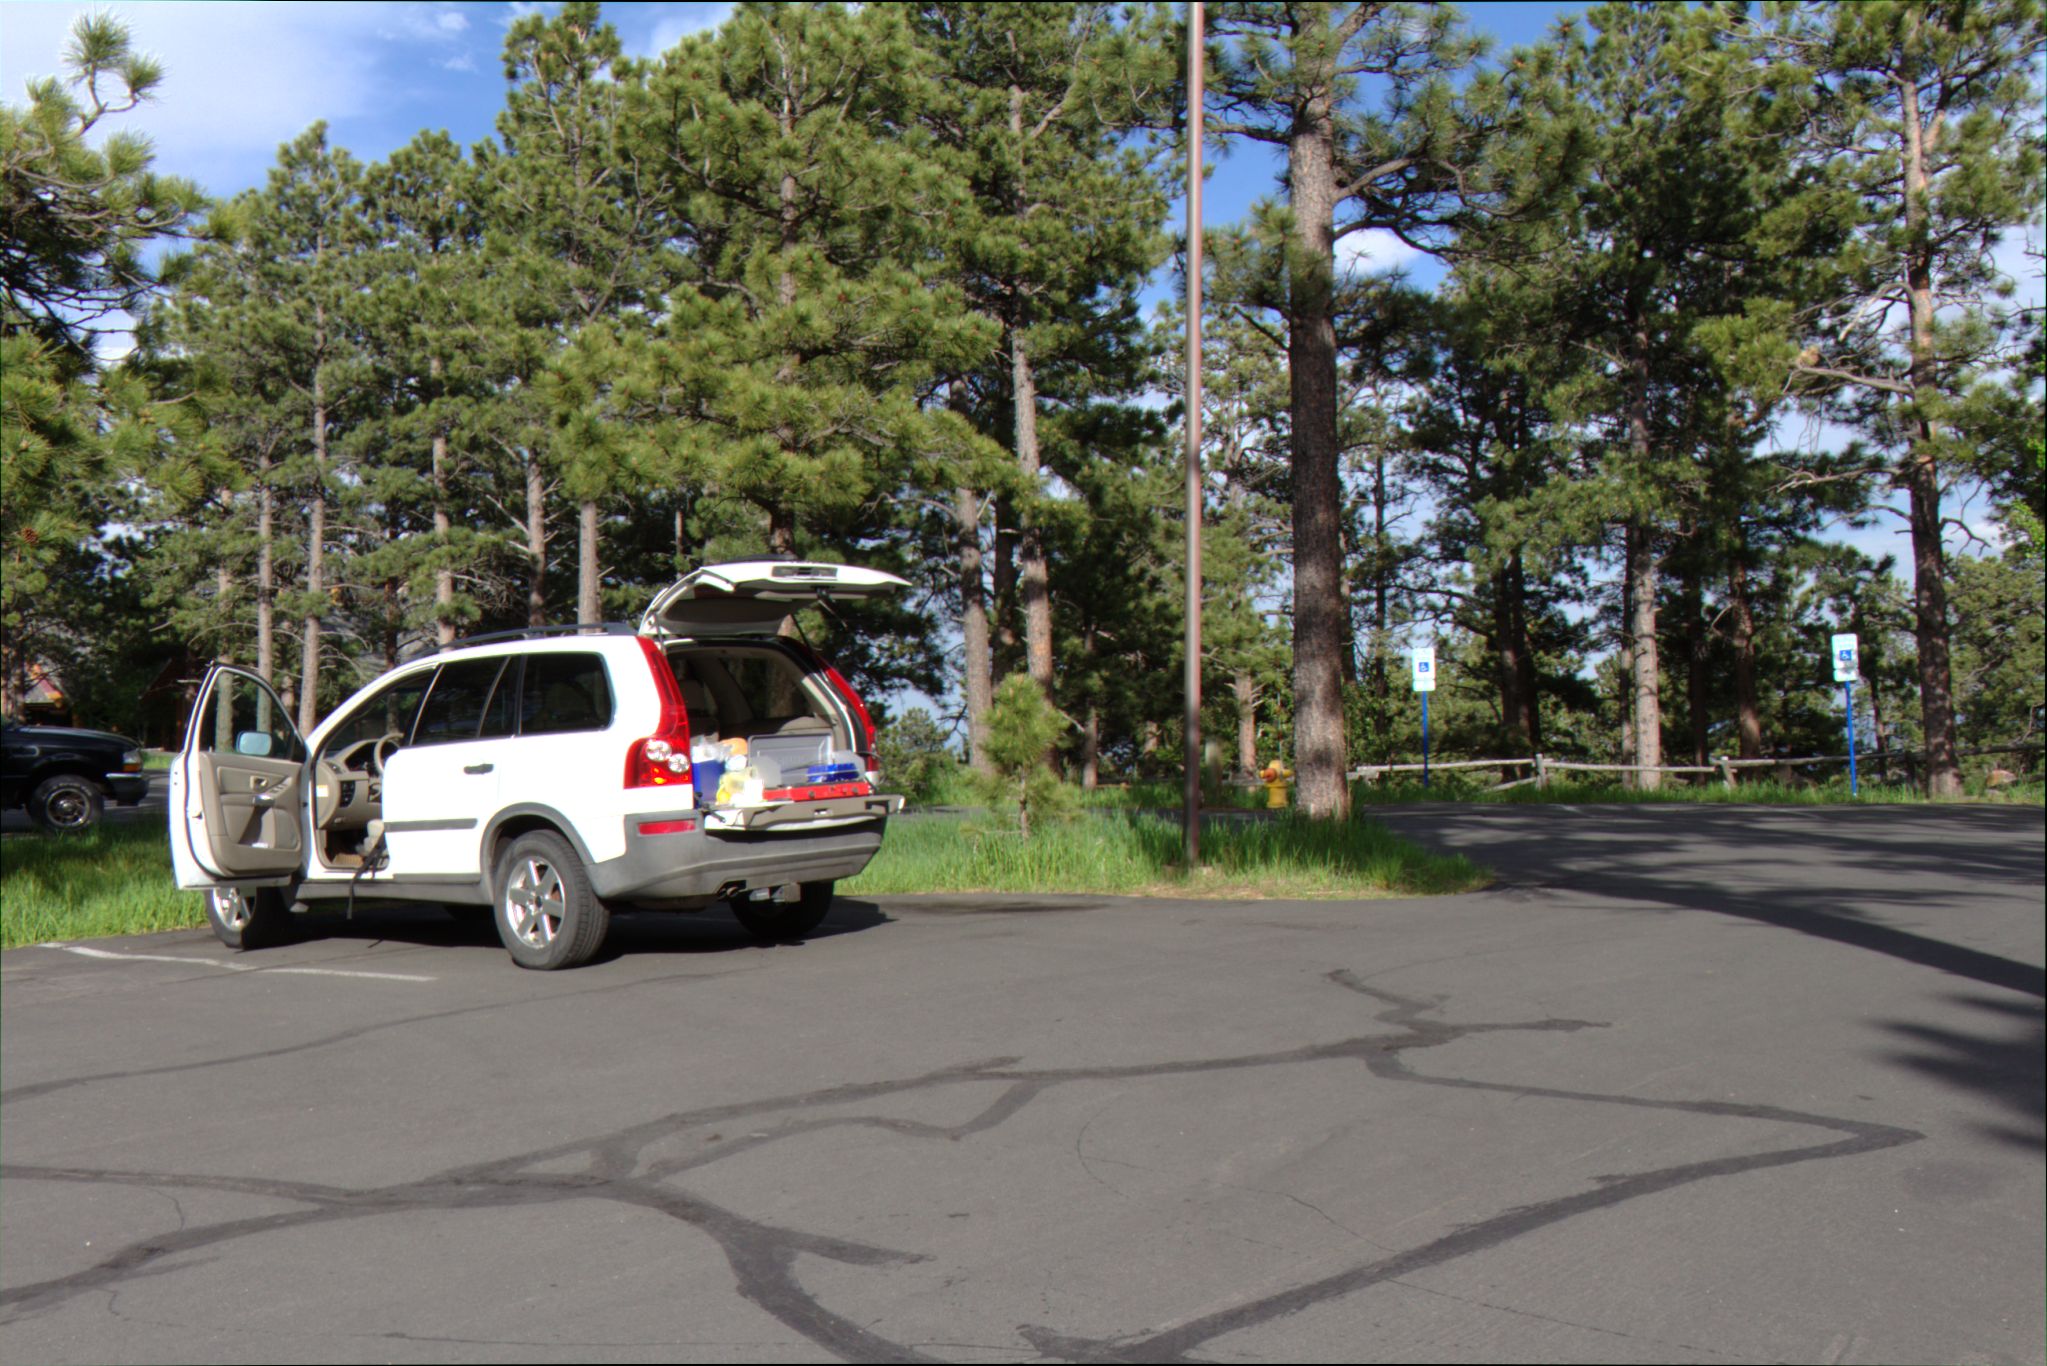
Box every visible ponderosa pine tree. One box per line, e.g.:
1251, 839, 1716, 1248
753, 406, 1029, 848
911, 3, 1173, 713
1503, 4, 1814, 786
1202, 1, 1507, 818
1, 13, 202, 718
608, 4, 993, 566
359, 131, 494, 648
1756, 0, 2045, 795
481, 1, 668, 626
247, 127, 367, 730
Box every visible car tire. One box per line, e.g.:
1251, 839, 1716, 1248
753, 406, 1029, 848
203, 885, 290, 951
492, 830, 608, 970
28, 775, 103, 832
731, 880, 833, 941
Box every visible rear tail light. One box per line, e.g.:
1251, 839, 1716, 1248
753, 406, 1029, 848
626, 637, 694, 790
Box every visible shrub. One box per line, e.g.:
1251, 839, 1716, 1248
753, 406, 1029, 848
973, 675, 1074, 836
875, 707, 958, 805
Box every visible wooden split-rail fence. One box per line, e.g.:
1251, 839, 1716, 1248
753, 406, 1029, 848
1343, 742, 2045, 792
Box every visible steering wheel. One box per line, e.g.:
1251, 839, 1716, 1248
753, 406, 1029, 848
371, 733, 401, 777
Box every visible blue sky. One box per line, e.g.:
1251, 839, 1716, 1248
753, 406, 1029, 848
0, 1, 1571, 242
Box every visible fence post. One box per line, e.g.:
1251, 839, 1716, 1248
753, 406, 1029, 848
1534, 752, 1548, 790
1716, 756, 1735, 791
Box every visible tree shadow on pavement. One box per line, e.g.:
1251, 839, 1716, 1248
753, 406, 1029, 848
1376, 806, 2045, 1000
1877, 992, 2046, 1151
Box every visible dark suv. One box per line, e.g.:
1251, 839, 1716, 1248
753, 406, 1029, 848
1, 724, 149, 831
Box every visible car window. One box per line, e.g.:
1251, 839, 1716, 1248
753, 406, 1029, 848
413, 657, 512, 746
678, 649, 817, 731
195, 671, 305, 762
519, 653, 612, 735
323, 671, 435, 756
480, 657, 520, 740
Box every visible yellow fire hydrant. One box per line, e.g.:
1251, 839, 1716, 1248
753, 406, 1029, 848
1259, 761, 1293, 809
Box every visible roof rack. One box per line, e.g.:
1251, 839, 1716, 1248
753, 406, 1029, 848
438, 622, 637, 654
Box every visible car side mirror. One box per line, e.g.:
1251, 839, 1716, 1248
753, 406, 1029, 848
235, 732, 275, 758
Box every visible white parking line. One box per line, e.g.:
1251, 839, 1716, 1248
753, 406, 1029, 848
41, 944, 436, 982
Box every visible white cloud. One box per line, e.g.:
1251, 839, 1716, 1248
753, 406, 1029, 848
636, 4, 735, 59
1335, 227, 1426, 277
1, 3, 493, 189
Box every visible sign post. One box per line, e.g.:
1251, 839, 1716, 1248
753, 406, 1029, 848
1412, 646, 1437, 790
1832, 632, 1860, 796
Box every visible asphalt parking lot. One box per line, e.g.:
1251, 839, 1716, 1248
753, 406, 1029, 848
2, 804, 2041, 1363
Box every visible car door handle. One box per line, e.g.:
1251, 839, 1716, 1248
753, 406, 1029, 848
464, 764, 494, 775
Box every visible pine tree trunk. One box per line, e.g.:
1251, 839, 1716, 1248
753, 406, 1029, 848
525, 452, 547, 628
1233, 670, 1259, 776
299, 492, 326, 732
216, 565, 234, 664
1081, 704, 1100, 789
1625, 520, 1662, 790
430, 355, 455, 647
1512, 549, 1541, 755
1682, 562, 1709, 767
257, 451, 276, 680
1730, 536, 1762, 762
1493, 565, 1532, 779
578, 499, 601, 623
1621, 316, 1662, 790
1012, 329, 1054, 694
432, 434, 455, 647
768, 506, 796, 559
382, 577, 400, 672
957, 486, 993, 773
298, 323, 328, 736
992, 496, 1019, 678
1004, 83, 1056, 698
1370, 456, 1391, 756
1286, 80, 1349, 821
1898, 74, 1964, 798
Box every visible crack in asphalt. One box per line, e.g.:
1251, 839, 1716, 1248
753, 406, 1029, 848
0, 971, 1921, 1363
1382, 1273, 1770, 1364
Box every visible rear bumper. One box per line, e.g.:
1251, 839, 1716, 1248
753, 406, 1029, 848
588, 807, 891, 905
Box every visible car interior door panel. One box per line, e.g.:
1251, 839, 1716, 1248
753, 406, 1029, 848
182, 667, 307, 880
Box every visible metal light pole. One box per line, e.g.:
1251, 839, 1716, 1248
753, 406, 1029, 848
1183, 1, 1205, 869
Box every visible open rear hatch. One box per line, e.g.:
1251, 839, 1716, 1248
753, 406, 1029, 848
638, 561, 911, 639
641, 561, 909, 831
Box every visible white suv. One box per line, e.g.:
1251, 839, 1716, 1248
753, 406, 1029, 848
169, 562, 908, 969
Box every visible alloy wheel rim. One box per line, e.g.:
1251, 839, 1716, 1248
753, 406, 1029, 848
505, 858, 565, 948
213, 886, 252, 931
48, 788, 89, 827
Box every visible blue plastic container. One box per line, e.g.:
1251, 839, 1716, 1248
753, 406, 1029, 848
693, 759, 725, 804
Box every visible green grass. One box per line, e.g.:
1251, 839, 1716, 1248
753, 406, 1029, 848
143, 749, 175, 771
1, 822, 199, 949
845, 809, 1488, 900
